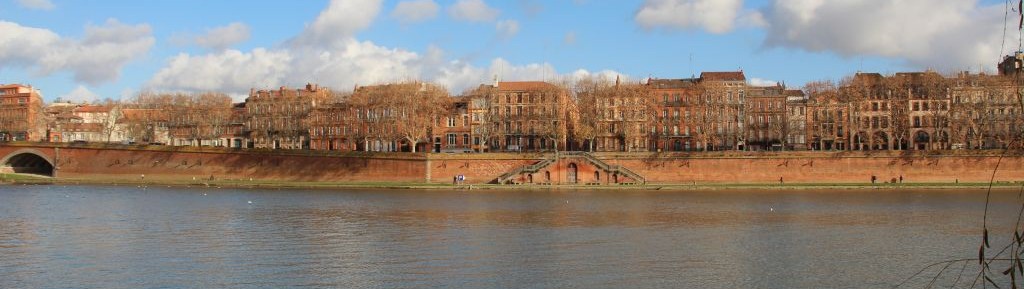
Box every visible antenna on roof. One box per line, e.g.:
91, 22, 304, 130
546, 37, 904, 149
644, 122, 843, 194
689, 53, 694, 78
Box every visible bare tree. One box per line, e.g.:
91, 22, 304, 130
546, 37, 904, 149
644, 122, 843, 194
394, 82, 450, 153
466, 86, 499, 152
568, 77, 605, 151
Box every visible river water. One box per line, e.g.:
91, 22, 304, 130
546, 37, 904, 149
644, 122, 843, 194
0, 185, 1021, 288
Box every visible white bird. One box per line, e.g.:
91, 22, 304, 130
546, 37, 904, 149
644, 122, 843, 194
247, 200, 253, 204
770, 207, 774, 212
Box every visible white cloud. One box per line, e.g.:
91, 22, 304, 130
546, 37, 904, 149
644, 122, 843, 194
147, 0, 623, 96
59, 85, 100, 103
748, 78, 777, 87
291, 0, 383, 48
760, 0, 1009, 72
448, 0, 500, 22
195, 22, 250, 50
0, 19, 154, 85
635, 0, 743, 34
496, 20, 519, 39
16, 0, 54, 10
391, 0, 439, 24
147, 48, 292, 94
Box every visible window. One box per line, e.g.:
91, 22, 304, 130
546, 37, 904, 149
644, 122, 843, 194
447, 117, 456, 127
447, 134, 456, 145
474, 137, 480, 145
463, 134, 470, 146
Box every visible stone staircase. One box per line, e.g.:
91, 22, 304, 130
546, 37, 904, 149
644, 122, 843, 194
495, 151, 645, 185
564, 152, 646, 184
495, 157, 556, 184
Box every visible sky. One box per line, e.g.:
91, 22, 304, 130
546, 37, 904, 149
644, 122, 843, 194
0, 0, 1018, 103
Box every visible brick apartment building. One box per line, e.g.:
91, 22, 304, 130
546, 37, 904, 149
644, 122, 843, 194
474, 81, 568, 152
0, 84, 45, 141
246, 83, 332, 149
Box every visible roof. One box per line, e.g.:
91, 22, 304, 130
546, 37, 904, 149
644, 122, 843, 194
784, 89, 806, 97
700, 71, 746, 82
0, 84, 29, 89
496, 81, 559, 91
74, 105, 110, 113
647, 78, 698, 89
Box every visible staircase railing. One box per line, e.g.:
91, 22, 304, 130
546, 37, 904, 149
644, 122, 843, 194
563, 151, 646, 184
495, 157, 556, 184
496, 151, 646, 185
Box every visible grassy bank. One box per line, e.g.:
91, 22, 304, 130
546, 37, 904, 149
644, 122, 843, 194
2, 174, 1020, 191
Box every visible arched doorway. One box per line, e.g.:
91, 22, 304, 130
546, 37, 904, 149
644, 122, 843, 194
914, 131, 931, 150
2, 151, 54, 177
673, 139, 682, 151
567, 163, 578, 184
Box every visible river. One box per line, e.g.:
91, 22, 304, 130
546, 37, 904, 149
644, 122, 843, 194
0, 185, 1020, 288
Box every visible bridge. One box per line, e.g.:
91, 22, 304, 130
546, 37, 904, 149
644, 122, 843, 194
0, 147, 56, 177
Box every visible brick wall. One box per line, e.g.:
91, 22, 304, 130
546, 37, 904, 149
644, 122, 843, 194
2, 144, 1022, 185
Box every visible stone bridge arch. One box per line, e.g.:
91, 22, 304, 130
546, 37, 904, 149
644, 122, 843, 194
1, 148, 55, 177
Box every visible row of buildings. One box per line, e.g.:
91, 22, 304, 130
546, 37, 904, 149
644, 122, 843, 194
2, 57, 1023, 152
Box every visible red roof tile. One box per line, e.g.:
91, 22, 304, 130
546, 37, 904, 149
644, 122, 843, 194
497, 81, 559, 91
74, 105, 110, 113
700, 71, 746, 82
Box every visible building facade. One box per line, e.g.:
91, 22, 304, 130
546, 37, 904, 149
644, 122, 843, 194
246, 84, 332, 149
476, 81, 568, 152
0, 84, 45, 141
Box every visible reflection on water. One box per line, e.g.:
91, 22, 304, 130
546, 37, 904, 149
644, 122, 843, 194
0, 185, 1018, 288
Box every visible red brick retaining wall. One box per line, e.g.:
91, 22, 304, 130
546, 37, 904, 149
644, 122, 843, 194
2, 144, 1022, 184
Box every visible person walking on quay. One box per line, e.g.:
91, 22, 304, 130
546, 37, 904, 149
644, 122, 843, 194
871, 175, 877, 184
899, 175, 903, 184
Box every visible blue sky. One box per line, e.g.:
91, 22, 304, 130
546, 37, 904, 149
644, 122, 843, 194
0, 0, 1015, 102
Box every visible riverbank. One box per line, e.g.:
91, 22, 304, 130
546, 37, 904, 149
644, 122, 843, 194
4, 143, 1024, 186
3, 173, 1021, 191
